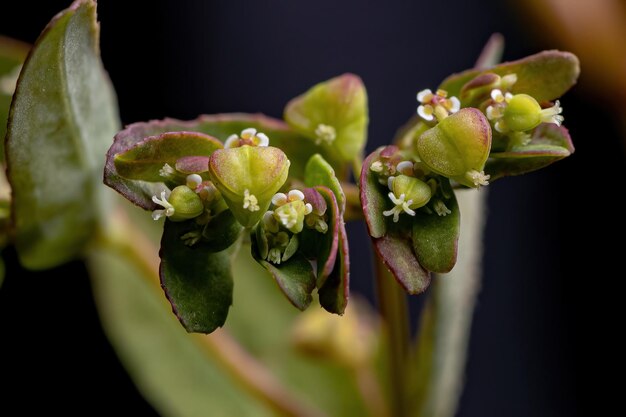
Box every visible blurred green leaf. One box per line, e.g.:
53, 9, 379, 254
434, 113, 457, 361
486, 124, 574, 180
440, 50, 580, 102
114, 132, 222, 182
5, 0, 120, 269
88, 248, 275, 417
411, 185, 460, 273
284, 74, 368, 163
160, 220, 234, 333
0, 36, 29, 158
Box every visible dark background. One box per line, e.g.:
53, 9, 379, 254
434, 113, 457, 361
1, 1, 623, 416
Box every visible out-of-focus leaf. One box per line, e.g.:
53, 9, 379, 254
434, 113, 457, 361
160, 220, 233, 333
373, 235, 430, 295
284, 74, 368, 163
440, 50, 580, 102
0, 36, 29, 157
5, 0, 120, 269
257, 253, 316, 311
114, 131, 222, 182
486, 124, 574, 180
88, 248, 275, 417
411, 187, 460, 273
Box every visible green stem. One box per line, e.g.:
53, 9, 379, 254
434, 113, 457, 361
374, 254, 411, 417
93, 210, 329, 417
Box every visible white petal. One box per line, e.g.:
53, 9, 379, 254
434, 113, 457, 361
417, 89, 432, 103
490, 89, 504, 102
256, 132, 269, 146
186, 174, 203, 189
224, 134, 239, 148
240, 128, 256, 139
417, 105, 434, 121
449, 96, 461, 113
288, 189, 305, 201
272, 192, 288, 206
396, 160, 414, 176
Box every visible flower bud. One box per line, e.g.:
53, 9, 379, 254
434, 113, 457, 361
209, 146, 290, 228
417, 108, 492, 188
166, 186, 204, 222
503, 93, 543, 132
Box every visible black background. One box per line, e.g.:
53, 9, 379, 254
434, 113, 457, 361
1, 1, 623, 416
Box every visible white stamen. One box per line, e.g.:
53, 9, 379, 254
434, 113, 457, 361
540, 100, 564, 126
243, 189, 260, 211
159, 163, 175, 178
151, 191, 175, 220
268, 248, 282, 264
370, 160, 383, 173
433, 200, 452, 216
314, 124, 337, 145
382, 192, 416, 223
466, 170, 490, 187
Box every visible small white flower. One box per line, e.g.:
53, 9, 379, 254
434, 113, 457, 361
243, 189, 260, 211
540, 100, 564, 126
152, 191, 175, 220
382, 192, 416, 223
416, 88, 460, 121
465, 170, 490, 187
159, 163, 175, 178
314, 124, 337, 145
226, 128, 270, 148
433, 200, 452, 217
370, 160, 383, 173
276, 204, 299, 229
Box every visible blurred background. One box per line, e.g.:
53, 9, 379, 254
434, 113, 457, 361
1, 1, 624, 416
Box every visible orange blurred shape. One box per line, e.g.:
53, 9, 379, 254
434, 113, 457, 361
525, 0, 626, 102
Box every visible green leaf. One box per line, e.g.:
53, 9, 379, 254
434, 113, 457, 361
284, 74, 368, 163
486, 124, 574, 180
0, 36, 29, 158
257, 252, 316, 311
160, 220, 233, 333
304, 154, 346, 212
360, 147, 391, 238
411, 185, 460, 273
373, 235, 431, 295
440, 50, 580, 102
114, 131, 222, 182
201, 209, 244, 253
318, 215, 350, 315
88, 247, 275, 417
5, 0, 120, 269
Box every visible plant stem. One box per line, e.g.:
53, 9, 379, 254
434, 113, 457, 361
95, 208, 329, 417
374, 254, 411, 417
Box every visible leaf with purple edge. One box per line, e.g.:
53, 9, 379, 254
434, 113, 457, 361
284, 73, 368, 163
318, 211, 350, 315
411, 181, 460, 273
486, 124, 574, 180
159, 219, 234, 334
440, 50, 580, 103
256, 252, 316, 311
373, 235, 431, 295
114, 131, 222, 182
299, 187, 339, 288
360, 147, 391, 238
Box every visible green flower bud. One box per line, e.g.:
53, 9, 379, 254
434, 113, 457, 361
503, 93, 542, 132
209, 146, 290, 228
383, 175, 432, 222
151, 186, 203, 222
417, 108, 492, 188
